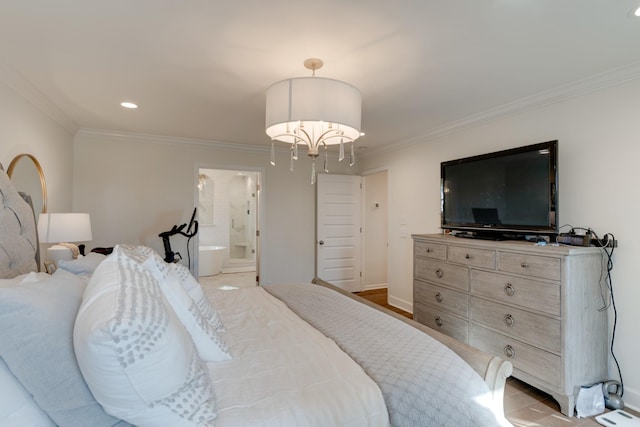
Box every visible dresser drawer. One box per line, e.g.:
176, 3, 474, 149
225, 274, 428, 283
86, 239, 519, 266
470, 298, 560, 353
470, 324, 561, 388
448, 245, 496, 269
498, 252, 561, 281
414, 241, 447, 260
414, 302, 468, 343
414, 258, 469, 291
414, 280, 469, 319
471, 270, 560, 316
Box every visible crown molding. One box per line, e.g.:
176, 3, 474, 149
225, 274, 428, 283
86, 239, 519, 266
76, 128, 270, 152
0, 61, 79, 135
76, 128, 351, 161
366, 60, 640, 156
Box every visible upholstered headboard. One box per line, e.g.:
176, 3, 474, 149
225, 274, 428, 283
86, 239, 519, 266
0, 168, 38, 278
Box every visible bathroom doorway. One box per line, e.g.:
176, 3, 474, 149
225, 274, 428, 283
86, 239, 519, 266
196, 167, 261, 289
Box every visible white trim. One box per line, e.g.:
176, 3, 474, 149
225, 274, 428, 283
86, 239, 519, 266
0, 61, 79, 135
362, 283, 388, 291
362, 60, 640, 156
76, 128, 350, 163
388, 294, 413, 314
360, 165, 389, 177
77, 128, 268, 152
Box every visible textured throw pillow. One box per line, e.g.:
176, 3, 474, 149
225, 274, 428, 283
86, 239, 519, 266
170, 262, 225, 332
0, 269, 129, 427
142, 252, 231, 362
74, 245, 216, 427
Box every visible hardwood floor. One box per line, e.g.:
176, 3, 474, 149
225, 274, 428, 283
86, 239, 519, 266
356, 287, 637, 426
355, 288, 412, 319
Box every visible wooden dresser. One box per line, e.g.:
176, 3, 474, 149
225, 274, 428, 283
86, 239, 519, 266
412, 233, 608, 416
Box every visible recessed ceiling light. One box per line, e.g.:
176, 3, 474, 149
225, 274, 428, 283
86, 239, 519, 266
120, 102, 138, 109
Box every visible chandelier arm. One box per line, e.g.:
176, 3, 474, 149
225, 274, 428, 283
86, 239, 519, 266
270, 133, 312, 147
318, 133, 355, 144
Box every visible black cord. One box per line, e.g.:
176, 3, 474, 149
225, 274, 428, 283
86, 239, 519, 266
593, 232, 623, 396
186, 235, 193, 271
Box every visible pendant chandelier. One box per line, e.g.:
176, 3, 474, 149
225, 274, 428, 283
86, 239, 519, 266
265, 58, 362, 184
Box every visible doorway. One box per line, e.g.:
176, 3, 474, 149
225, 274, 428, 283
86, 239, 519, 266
315, 171, 388, 293
197, 167, 261, 289
362, 170, 388, 290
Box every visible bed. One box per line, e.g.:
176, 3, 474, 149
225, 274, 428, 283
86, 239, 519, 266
0, 167, 513, 427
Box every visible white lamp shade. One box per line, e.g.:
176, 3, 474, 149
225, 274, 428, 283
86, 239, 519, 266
265, 76, 361, 145
37, 213, 93, 244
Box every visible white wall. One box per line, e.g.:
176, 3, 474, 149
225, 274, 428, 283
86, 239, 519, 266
72, 130, 354, 285
0, 76, 75, 212
359, 77, 640, 409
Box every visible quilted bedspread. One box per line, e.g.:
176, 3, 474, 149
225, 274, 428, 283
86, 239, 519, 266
203, 284, 389, 427
265, 283, 508, 427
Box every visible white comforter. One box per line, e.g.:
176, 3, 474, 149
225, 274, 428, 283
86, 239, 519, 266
203, 286, 390, 427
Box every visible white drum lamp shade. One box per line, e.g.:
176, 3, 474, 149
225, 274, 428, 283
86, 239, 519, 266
265, 76, 362, 149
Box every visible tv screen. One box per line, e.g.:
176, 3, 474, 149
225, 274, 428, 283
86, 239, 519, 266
441, 140, 557, 236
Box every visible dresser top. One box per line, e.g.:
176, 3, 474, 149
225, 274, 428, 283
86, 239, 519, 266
411, 233, 603, 256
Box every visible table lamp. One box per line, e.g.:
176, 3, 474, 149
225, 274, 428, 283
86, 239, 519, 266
37, 213, 93, 268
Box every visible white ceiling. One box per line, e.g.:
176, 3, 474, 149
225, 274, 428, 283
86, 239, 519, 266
1, 0, 640, 151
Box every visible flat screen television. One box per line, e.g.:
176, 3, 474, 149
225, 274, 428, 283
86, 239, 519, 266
441, 140, 558, 238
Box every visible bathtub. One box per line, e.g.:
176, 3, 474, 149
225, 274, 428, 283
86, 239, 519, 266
199, 245, 226, 276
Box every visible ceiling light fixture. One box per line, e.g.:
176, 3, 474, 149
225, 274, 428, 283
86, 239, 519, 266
120, 101, 138, 109
265, 58, 362, 184
635, 6, 640, 16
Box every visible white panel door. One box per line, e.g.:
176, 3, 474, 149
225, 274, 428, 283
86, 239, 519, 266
316, 174, 362, 292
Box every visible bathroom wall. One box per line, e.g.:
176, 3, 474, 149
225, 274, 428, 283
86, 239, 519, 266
198, 168, 258, 269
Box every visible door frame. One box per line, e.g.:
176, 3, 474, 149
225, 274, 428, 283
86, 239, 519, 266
194, 163, 265, 284
361, 168, 389, 291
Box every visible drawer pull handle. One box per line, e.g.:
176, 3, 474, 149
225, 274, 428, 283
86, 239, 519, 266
435, 316, 443, 327
504, 345, 516, 358
435, 268, 444, 278
504, 314, 515, 327
465, 254, 471, 259
520, 262, 528, 268
435, 292, 443, 303
504, 283, 515, 296
425, 248, 432, 253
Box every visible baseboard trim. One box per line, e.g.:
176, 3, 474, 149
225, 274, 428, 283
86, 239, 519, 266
622, 386, 640, 414
388, 294, 413, 314
362, 283, 388, 291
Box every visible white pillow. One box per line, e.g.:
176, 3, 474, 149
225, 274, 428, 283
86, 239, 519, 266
0, 271, 49, 288
142, 252, 231, 362
74, 245, 216, 427
0, 269, 127, 427
0, 358, 55, 427
58, 252, 106, 277
170, 262, 225, 332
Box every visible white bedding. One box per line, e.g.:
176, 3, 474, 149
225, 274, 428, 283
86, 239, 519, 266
203, 286, 390, 427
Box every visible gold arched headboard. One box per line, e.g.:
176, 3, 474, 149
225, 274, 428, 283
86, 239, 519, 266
7, 153, 47, 214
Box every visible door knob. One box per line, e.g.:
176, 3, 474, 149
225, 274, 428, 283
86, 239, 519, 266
319, 240, 324, 245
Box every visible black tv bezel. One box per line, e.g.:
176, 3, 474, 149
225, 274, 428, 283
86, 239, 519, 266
440, 140, 558, 237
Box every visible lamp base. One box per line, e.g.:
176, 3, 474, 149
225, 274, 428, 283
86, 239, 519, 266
47, 245, 73, 267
